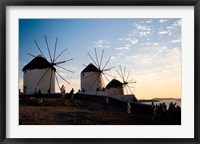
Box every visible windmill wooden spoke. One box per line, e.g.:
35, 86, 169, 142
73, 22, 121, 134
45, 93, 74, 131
103, 72, 116, 78
56, 71, 70, 84
55, 58, 73, 65
103, 66, 116, 71
34, 40, 46, 59
49, 69, 53, 89
27, 53, 36, 58
94, 48, 100, 68
54, 48, 68, 62
126, 70, 130, 82
102, 73, 110, 82
128, 81, 137, 84
37, 67, 50, 86
53, 38, 58, 63
116, 70, 124, 80
55, 65, 74, 73
126, 85, 135, 88
45, 35, 53, 63
124, 66, 126, 81
87, 52, 99, 68
127, 85, 134, 95
89, 75, 100, 90
55, 73, 61, 90
119, 66, 125, 81
83, 72, 98, 79
99, 49, 104, 69
125, 85, 128, 95
102, 56, 111, 71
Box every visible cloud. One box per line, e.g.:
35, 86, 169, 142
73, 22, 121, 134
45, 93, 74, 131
130, 38, 138, 45
158, 30, 169, 35
146, 20, 152, 23
158, 19, 181, 36
170, 39, 181, 43
93, 40, 111, 49
115, 47, 130, 50
117, 46, 181, 80
135, 24, 152, 37
159, 19, 168, 23
153, 42, 159, 46
117, 36, 138, 52
139, 31, 150, 37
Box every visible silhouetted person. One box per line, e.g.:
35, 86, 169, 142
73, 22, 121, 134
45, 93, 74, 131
127, 100, 132, 114
70, 88, 74, 100
104, 96, 109, 110
60, 85, 65, 94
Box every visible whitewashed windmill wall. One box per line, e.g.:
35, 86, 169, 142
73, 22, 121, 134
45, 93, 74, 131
105, 79, 123, 96
81, 63, 103, 92
22, 55, 55, 94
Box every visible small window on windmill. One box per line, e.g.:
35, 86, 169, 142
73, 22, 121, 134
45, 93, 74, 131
82, 73, 84, 76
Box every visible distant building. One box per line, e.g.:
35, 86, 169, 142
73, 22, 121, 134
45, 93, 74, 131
22, 55, 55, 94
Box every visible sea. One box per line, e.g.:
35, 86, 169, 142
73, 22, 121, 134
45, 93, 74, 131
141, 100, 181, 109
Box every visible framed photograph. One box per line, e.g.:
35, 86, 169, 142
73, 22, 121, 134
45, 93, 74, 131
0, 0, 199, 143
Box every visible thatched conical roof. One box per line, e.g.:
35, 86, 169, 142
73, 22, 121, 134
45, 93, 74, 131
106, 79, 123, 89
22, 55, 56, 72
81, 63, 101, 73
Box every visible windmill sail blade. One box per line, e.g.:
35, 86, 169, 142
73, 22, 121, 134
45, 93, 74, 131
102, 73, 110, 82
94, 48, 100, 68
44, 35, 53, 63
127, 85, 134, 95
103, 72, 116, 78
83, 72, 98, 79
116, 70, 124, 80
89, 75, 99, 90
55, 65, 74, 73
119, 66, 125, 81
87, 52, 99, 68
99, 49, 104, 69
55, 73, 61, 90
34, 40, 46, 59
102, 56, 111, 71
103, 66, 116, 71
126, 70, 130, 82
53, 38, 58, 63
49, 69, 53, 89
125, 85, 128, 95
37, 67, 50, 86
54, 58, 73, 65
126, 85, 135, 88
128, 81, 137, 84
124, 66, 126, 81
27, 53, 36, 58
56, 71, 70, 84
54, 48, 67, 62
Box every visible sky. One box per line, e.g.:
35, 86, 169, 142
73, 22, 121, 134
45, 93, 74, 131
19, 18, 181, 100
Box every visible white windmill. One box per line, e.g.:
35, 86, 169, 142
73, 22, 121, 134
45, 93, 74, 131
106, 66, 138, 102
80, 48, 115, 92
22, 35, 73, 94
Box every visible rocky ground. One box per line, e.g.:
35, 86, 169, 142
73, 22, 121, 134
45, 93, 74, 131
19, 98, 153, 125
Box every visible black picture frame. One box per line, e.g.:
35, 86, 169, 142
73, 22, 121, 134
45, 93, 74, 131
0, 0, 199, 143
